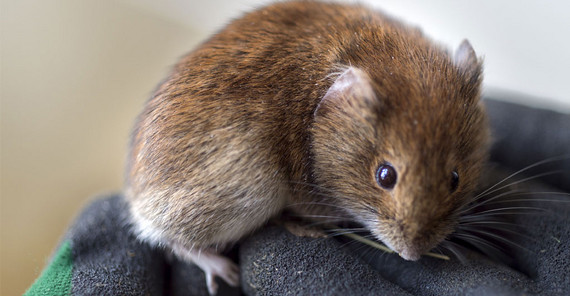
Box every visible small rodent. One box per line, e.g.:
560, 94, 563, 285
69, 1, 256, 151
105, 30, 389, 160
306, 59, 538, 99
125, 1, 489, 294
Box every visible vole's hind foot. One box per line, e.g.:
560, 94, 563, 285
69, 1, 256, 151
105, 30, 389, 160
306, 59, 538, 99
283, 220, 328, 238
190, 249, 240, 295
172, 244, 240, 295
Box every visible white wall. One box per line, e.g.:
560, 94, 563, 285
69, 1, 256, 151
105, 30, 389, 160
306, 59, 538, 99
126, 0, 570, 112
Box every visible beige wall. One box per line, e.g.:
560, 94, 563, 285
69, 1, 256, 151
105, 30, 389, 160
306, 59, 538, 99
1, 1, 204, 294
2, 0, 569, 295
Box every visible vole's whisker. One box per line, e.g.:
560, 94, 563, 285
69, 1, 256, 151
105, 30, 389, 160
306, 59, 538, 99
462, 228, 533, 253
281, 213, 349, 230
284, 201, 348, 210
359, 233, 391, 259
337, 235, 370, 251
440, 241, 467, 264
460, 225, 536, 244
454, 235, 510, 262
460, 189, 523, 214
304, 219, 351, 229
473, 170, 563, 203
462, 206, 545, 217
495, 191, 570, 197
473, 155, 570, 200
327, 226, 367, 232
458, 220, 522, 228
432, 246, 446, 257
459, 211, 541, 222
484, 198, 570, 206
477, 191, 570, 206
453, 233, 503, 253
327, 228, 368, 237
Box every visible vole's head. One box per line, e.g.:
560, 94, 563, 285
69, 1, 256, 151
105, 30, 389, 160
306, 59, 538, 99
311, 40, 489, 260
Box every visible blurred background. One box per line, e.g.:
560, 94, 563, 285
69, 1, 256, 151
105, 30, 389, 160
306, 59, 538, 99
1, 0, 569, 294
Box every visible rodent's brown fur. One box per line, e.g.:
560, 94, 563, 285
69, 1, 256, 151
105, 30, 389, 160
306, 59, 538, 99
125, 0, 488, 264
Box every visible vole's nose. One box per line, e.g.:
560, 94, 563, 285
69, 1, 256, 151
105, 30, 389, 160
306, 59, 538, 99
397, 247, 422, 261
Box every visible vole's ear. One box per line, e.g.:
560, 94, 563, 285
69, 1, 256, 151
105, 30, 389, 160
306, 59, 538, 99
314, 67, 377, 119
311, 67, 379, 176
454, 40, 483, 86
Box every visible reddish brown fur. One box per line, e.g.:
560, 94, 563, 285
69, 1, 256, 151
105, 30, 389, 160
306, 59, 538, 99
125, 0, 489, 262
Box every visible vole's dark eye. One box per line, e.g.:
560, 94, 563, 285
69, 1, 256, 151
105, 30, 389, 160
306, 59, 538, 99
376, 163, 397, 189
450, 170, 459, 192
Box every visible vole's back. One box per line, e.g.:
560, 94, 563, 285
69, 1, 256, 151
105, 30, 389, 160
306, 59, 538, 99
125, 1, 453, 249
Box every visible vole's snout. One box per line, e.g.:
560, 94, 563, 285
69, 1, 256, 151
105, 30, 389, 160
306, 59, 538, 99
396, 247, 422, 261
389, 231, 432, 261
